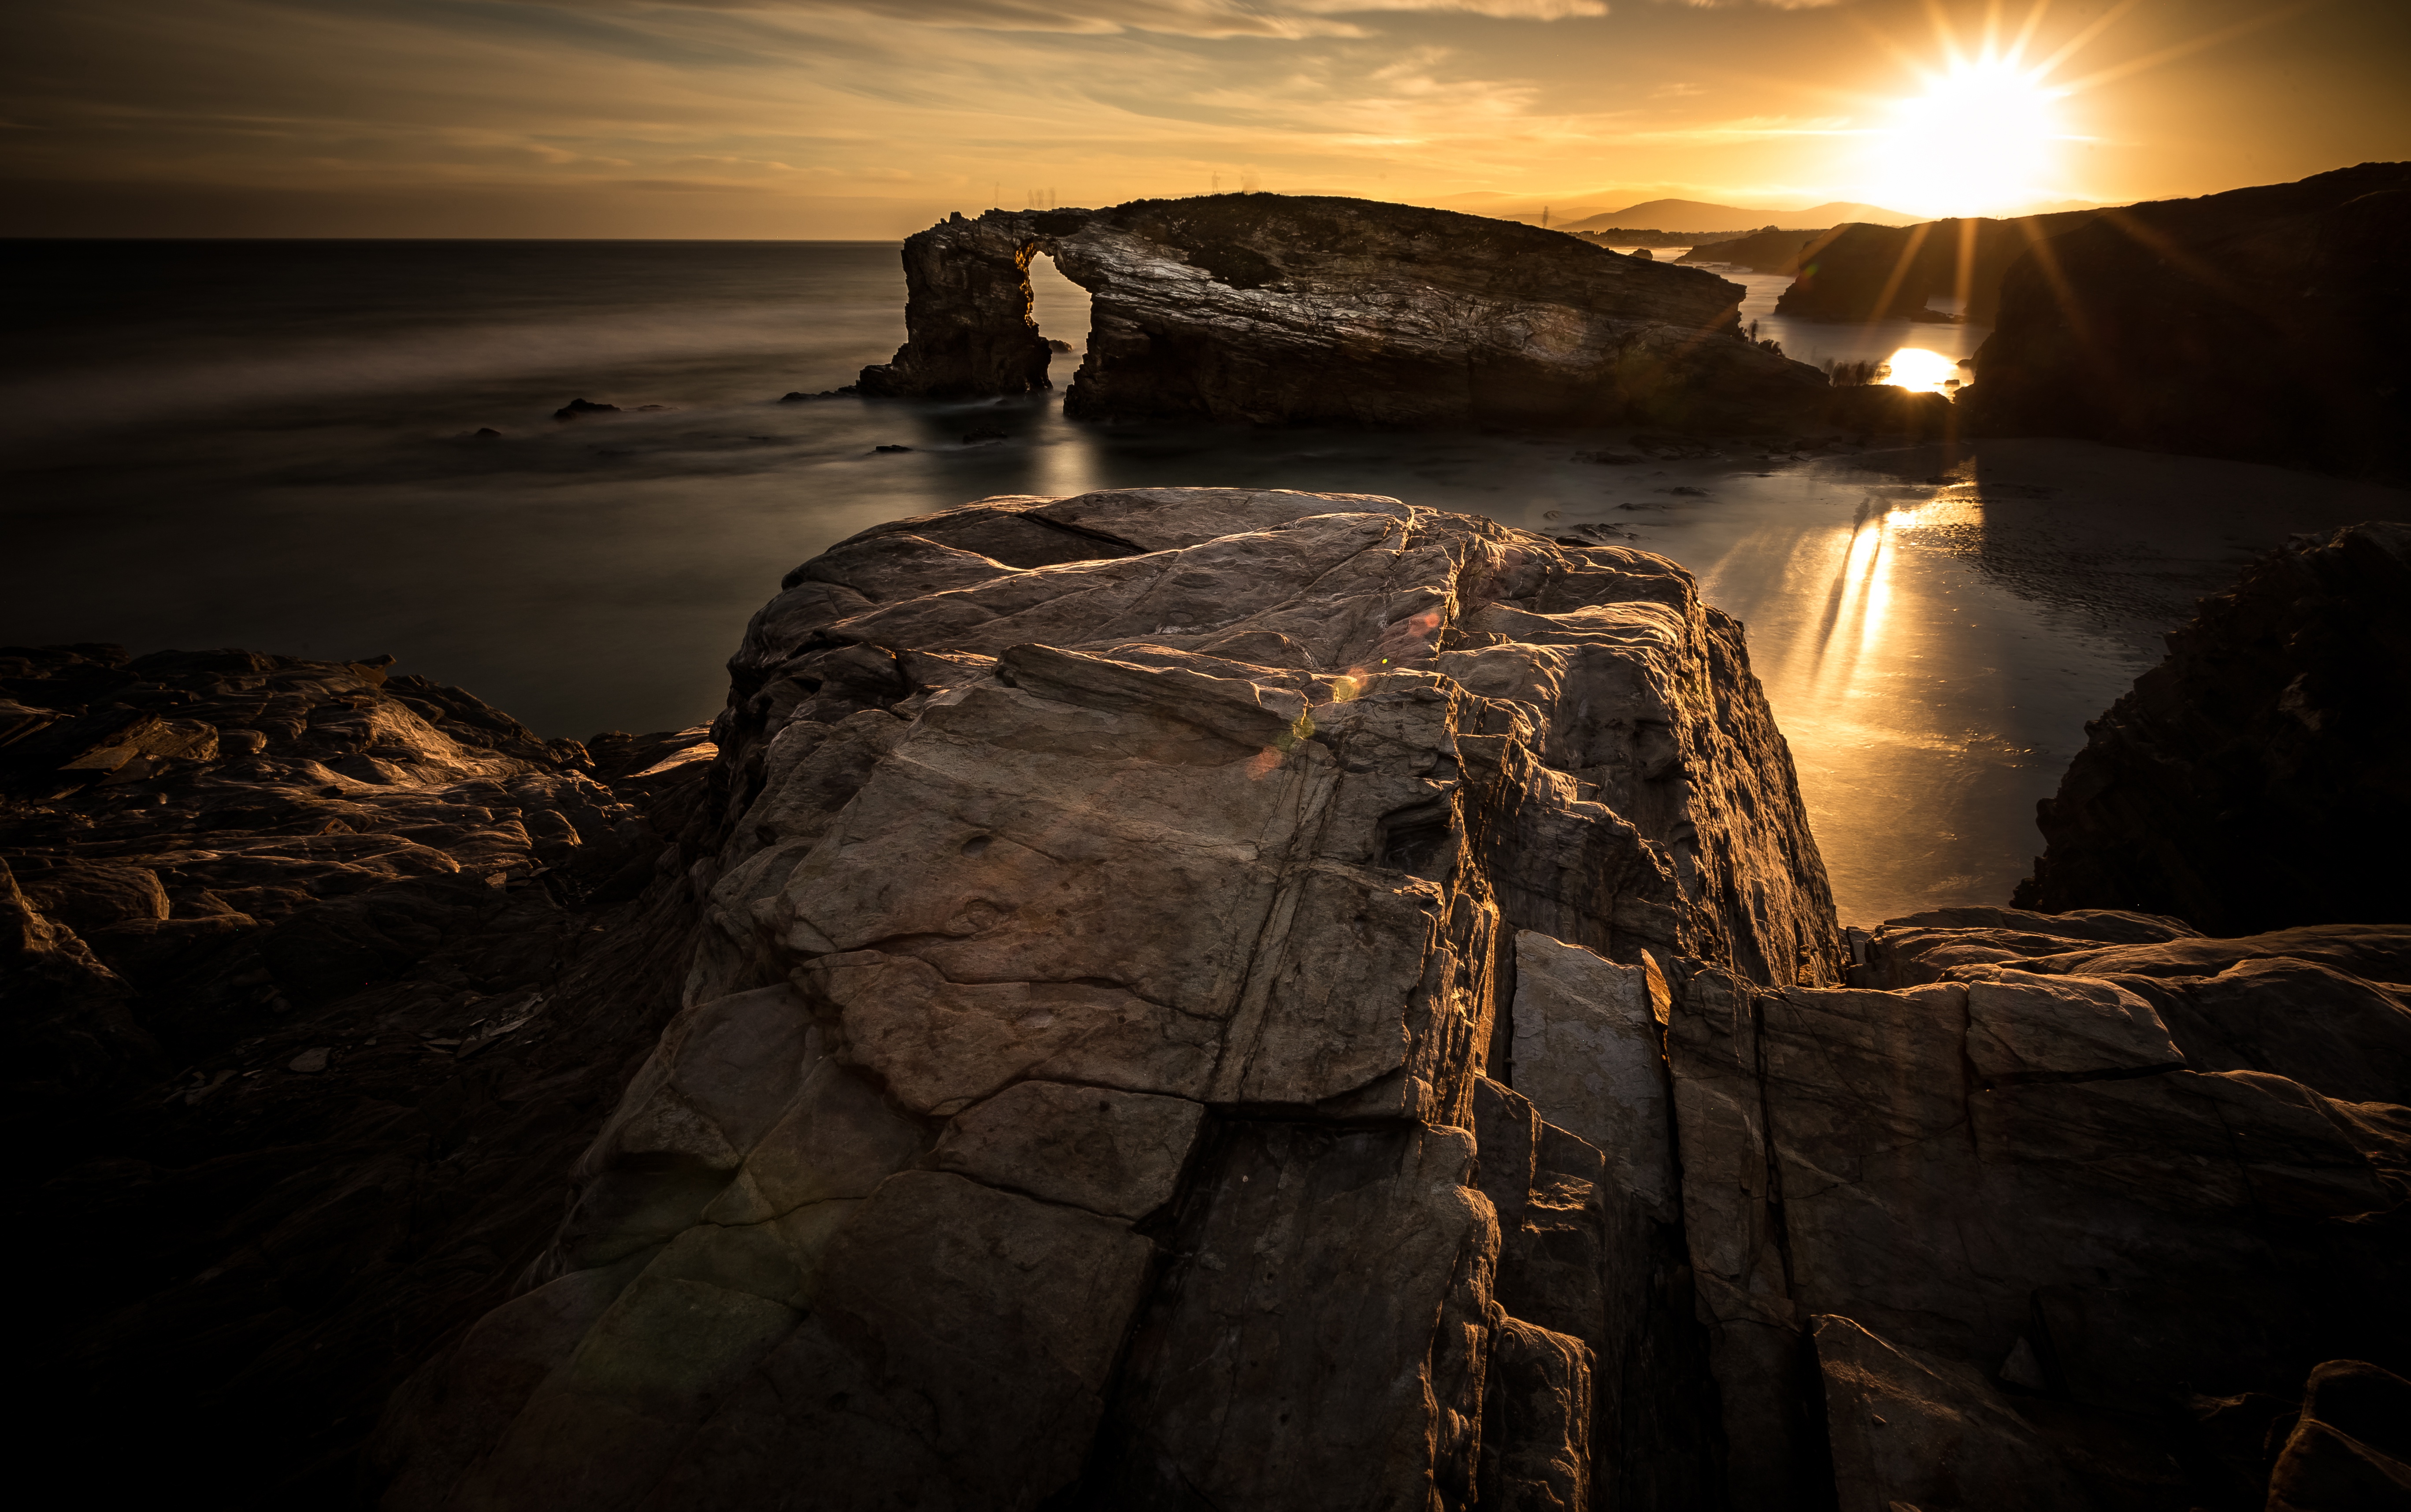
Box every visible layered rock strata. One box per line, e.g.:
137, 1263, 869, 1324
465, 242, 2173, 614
374, 486, 1844, 1509
1773, 906, 2411, 1511
2, 645, 722, 1500
1961, 161, 2411, 477
857, 194, 1831, 430
2014, 521, 2411, 935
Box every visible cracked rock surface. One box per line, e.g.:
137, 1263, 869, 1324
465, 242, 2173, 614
1684, 906, 2411, 1511
373, 486, 1840, 1509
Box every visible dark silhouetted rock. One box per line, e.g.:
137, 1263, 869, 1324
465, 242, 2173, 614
2014, 521, 2411, 934
857, 195, 1832, 431
4, 643, 723, 1503
551, 398, 620, 420
1772, 211, 2102, 323
1680, 226, 1829, 276
1961, 162, 2411, 476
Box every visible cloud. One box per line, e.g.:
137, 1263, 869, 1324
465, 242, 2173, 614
630, 0, 1605, 39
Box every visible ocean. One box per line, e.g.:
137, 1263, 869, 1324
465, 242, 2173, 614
5, 237, 2402, 922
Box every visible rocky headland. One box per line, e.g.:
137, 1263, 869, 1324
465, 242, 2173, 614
1960, 162, 2411, 478
1765, 210, 2103, 324
857, 195, 1832, 431
1678, 226, 1833, 278
11, 489, 2408, 1511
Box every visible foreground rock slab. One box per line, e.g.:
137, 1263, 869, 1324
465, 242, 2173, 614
375, 486, 1843, 1509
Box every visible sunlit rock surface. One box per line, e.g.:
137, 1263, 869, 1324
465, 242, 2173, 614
375, 486, 1842, 1508
857, 195, 1831, 430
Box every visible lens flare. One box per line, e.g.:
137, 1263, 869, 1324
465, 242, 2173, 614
1878, 56, 2065, 216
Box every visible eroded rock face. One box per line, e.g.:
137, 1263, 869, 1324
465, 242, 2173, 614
1675, 908, 2411, 1512
857, 195, 1830, 430
2013, 522, 2411, 935
1961, 161, 2411, 477
375, 486, 1842, 1509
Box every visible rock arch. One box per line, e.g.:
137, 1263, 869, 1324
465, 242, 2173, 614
857, 195, 1832, 430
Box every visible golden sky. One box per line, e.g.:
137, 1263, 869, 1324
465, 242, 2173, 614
7, 0, 2407, 237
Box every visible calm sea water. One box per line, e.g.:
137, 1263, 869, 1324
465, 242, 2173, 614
5, 238, 2402, 921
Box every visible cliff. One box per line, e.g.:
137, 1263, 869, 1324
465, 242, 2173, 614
857, 195, 1830, 431
2014, 521, 2411, 934
1961, 162, 2411, 477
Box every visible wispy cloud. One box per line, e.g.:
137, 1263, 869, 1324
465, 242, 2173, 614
624, 0, 1605, 40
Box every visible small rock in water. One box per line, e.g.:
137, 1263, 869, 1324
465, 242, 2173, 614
471, 427, 502, 440
961, 428, 1007, 444
287, 1047, 330, 1074
1571, 449, 1645, 465
873, 444, 914, 453
553, 398, 619, 421
1667, 485, 1709, 497
1046, 338, 1074, 353
634, 404, 673, 412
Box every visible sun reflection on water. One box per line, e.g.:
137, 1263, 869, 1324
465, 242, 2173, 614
1806, 497, 1931, 707
1881, 348, 1965, 394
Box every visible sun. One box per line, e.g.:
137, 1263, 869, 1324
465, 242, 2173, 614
1875, 55, 2066, 217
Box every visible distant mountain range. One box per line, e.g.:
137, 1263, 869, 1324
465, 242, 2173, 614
1428, 192, 1918, 232
1560, 199, 1919, 232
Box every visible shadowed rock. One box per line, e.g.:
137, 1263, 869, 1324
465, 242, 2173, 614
1960, 161, 2411, 477
2013, 520, 2411, 934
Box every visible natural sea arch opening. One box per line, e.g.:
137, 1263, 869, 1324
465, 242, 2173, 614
1024, 249, 1093, 396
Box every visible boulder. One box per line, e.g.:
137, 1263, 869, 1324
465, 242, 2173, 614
857, 195, 1831, 430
